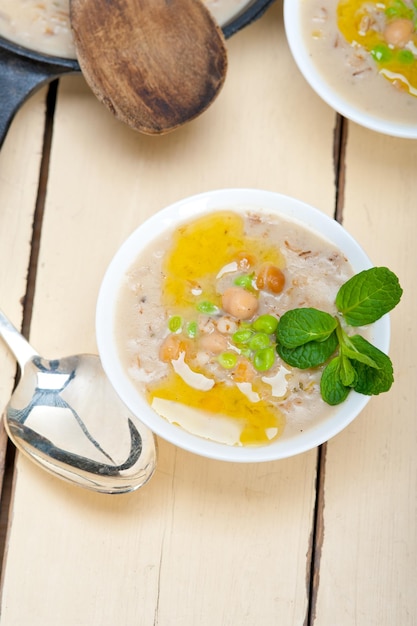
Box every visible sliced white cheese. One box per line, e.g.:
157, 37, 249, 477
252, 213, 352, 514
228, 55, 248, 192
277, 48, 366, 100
262, 365, 290, 398
151, 398, 242, 445
236, 382, 260, 403
380, 69, 417, 97
171, 352, 215, 391
216, 261, 238, 278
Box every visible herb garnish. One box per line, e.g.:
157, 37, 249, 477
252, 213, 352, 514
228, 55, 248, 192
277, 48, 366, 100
276, 267, 403, 405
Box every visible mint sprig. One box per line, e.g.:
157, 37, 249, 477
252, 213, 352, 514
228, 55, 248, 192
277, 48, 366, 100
318, 357, 351, 405
276, 267, 403, 405
335, 266, 403, 326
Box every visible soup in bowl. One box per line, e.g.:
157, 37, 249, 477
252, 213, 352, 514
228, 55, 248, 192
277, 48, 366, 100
0, 0, 273, 59
284, 0, 417, 138
96, 189, 390, 462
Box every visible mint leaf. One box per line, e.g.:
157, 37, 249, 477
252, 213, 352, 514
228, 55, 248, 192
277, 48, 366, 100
277, 331, 338, 369
338, 329, 379, 369
276, 308, 337, 348
339, 354, 357, 387
320, 357, 351, 405
336, 267, 402, 326
341, 345, 379, 368
349, 335, 394, 395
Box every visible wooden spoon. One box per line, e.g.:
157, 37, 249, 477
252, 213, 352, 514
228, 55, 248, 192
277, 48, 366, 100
70, 0, 228, 135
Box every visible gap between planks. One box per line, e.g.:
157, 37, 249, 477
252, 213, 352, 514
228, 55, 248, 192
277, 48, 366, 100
305, 113, 348, 626
0, 80, 59, 578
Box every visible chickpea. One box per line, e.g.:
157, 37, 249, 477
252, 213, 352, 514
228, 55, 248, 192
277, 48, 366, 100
159, 334, 182, 362
232, 358, 256, 383
199, 331, 228, 354
256, 263, 285, 294
384, 19, 414, 48
236, 251, 257, 270
222, 286, 259, 320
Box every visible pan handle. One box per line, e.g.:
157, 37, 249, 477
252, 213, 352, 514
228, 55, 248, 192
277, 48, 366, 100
0, 43, 78, 149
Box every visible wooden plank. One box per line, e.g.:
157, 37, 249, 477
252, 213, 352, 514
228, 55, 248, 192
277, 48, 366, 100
314, 126, 417, 625
0, 4, 340, 624
0, 89, 47, 492
0, 88, 47, 580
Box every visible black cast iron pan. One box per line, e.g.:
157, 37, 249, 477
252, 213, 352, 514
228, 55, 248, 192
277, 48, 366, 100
0, 0, 275, 149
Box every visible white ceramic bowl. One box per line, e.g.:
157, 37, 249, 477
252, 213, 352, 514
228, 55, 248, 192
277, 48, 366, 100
96, 189, 390, 463
284, 1, 417, 139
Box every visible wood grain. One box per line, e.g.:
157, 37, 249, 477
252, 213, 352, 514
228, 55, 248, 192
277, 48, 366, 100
0, 89, 47, 569
314, 126, 417, 626
0, 89, 47, 486
70, 0, 228, 134
3, 2, 412, 625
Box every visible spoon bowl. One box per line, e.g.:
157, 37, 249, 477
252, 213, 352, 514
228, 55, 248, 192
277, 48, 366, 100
70, 0, 228, 134
0, 310, 157, 494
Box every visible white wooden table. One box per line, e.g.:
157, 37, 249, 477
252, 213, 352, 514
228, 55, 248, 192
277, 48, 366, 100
0, 2, 415, 624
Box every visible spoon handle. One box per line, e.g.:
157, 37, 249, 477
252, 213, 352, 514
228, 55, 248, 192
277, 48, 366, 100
0, 310, 38, 369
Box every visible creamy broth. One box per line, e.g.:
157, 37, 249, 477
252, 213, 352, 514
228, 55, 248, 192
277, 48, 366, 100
0, 0, 252, 59
0, 0, 74, 58
302, 1, 417, 126
115, 209, 355, 447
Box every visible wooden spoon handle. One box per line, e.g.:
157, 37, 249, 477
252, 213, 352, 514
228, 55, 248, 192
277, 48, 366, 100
70, 0, 228, 134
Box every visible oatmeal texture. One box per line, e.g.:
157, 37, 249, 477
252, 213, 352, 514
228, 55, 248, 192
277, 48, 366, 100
0, 0, 74, 58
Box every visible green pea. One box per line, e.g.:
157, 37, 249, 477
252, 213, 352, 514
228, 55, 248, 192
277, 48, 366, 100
232, 328, 254, 345
218, 352, 238, 369
234, 274, 254, 290
252, 314, 278, 335
197, 301, 219, 315
248, 332, 271, 351
385, 7, 400, 19
398, 49, 414, 64
371, 44, 393, 64
168, 315, 182, 333
186, 321, 198, 338
385, 5, 413, 19
253, 347, 275, 372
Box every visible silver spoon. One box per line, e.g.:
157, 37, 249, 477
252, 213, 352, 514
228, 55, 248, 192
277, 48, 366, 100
0, 309, 157, 494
